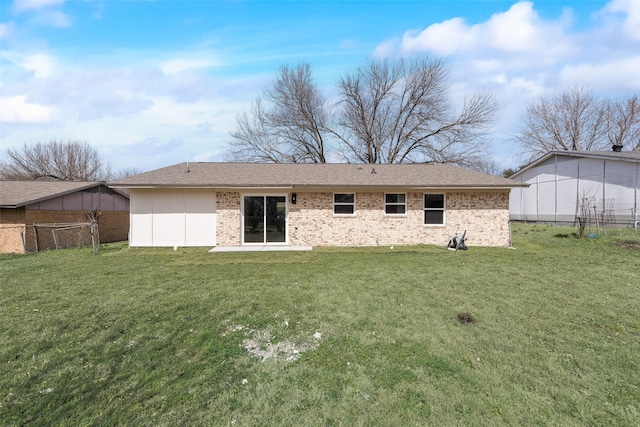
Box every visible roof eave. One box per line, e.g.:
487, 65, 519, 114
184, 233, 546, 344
115, 184, 295, 190
112, 184, 524, 190
0, 182, 107, 208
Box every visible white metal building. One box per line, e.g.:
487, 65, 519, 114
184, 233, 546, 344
509, 151, 640, 224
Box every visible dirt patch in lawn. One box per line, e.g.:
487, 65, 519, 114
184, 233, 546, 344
226, 324, 322, 362
614, 240, 640, 250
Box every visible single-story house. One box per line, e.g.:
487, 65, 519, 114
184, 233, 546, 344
509, 150, 640, 225
110, 162, 526, 249
0, 181, 130, 253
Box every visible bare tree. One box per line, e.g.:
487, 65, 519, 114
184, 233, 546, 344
515, 87, 640, 160
468, 158, 503, 176
517, 87, 606, 158
333, 58, 499, 165
109, 167, 143, 195
0, 140, 111, 181
111, 167, 143, 180
229, 58, 499, 166
605, 94, 640, 151
228, 63, 329, 163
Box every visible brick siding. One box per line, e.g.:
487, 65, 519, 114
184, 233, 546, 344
214, 190, 510, 247
216, 192, 242, 246
288, 191, 509, 247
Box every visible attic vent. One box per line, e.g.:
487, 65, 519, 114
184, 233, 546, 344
612, 145, 623, 152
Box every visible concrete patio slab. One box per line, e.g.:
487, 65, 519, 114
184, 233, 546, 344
209, 245, 313, 253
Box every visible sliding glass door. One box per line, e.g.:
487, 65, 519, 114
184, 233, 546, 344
243, 196, 286, 244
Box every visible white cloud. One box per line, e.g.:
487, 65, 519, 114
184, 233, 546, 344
12, 0, 65, 13
23, 53, 56, 77
559, 56, 640, 91
484, 2, 544, 53
372, 38, 398, 58
37, 10, 72, 28
160, 56, 222, 75
371, 0, 640, 167
375, 0, 639, 100
604, 0, 640, 41
1, 52, 57, 77
401, 17, 473, 56
399, 2, 574, 61
0, 96, 51, 123
11, 0, 71, 28
0, 23, 14, 39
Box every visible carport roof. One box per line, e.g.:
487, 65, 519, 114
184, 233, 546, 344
109, 162, 526, 190
0, 181, 107, 208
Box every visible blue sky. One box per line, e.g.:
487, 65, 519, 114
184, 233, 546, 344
1, 0, 639, 172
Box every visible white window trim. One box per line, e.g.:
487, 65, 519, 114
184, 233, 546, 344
423, 193, 446, 226
333, 193, 356, 216
384, 193, 407, 216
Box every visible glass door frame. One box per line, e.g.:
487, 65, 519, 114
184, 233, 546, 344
241, 194, 288, 245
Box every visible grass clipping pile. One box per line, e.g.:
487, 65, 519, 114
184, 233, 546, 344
226, 323, 322, 363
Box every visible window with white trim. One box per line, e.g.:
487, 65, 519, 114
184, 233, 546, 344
424, 194, 445, 225
385, 193, 406, 215
334, 193, 355, 215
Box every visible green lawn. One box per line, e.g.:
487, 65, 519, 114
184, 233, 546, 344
1, 224, 639, 426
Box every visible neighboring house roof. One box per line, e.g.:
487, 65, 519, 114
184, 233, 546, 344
109, 162, 525, 190
511, 151, 640, 179
0, 181, 116, 208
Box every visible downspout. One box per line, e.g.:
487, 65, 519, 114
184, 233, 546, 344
575, 158, 581, 225
554, 154, 558, 223
602, 159, 607, 213
536, 171, 539, 222
633, 162, 640, 220
603, 159, 607, 235
520, 174, 524, 221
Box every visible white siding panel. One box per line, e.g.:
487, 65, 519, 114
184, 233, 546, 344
130, 189, 153, 246
556, 157, 580, 221
536, 158, 556, 185
509, 186, 523, 219
577, 158, 604, 203
537, 180, 556, 221
521, 172, 539, 221
556, 156, 580, 178
184, 189, 216, 246
557, 174, 578, 222
604, 160, 638, 217
130, 188, 217, 247
152, 188, 185, 246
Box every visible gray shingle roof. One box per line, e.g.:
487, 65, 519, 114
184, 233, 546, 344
109, 162, 525, 189
0, 181, 105, 208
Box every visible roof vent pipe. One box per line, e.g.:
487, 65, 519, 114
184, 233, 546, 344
186, 162, 191, 173
612, 145, 623, 152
